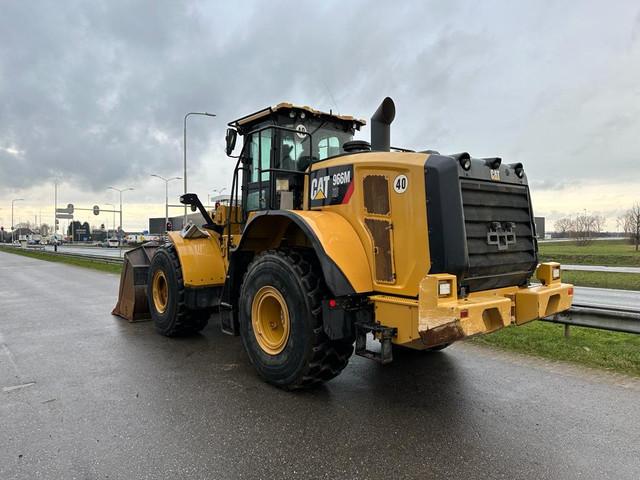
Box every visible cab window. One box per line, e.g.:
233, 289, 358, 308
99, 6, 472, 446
250, 130, 272, 182
318, 136, 341, 160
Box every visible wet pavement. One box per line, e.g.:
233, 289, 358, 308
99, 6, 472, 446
1, 251, 639, 479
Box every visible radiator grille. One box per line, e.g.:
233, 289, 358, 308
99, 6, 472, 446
364, 218, 395, 283
460, 179, 537, 292
363, 175, 390, 215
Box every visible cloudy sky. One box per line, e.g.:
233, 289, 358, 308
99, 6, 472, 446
1, 0, 639, 231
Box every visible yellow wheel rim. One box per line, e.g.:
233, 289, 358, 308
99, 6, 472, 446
152, 270, 169, 314
251, 286, 290, 355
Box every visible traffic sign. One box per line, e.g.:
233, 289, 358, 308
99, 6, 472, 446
56, 213, 74, 219
93, 205, 100, 216
56, 203, 74, 214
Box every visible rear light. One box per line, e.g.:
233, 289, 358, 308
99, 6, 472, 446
438, 280, 452, 297
328, 299, 337, 308
460, 309, 469, 318
568, 288, 574, 296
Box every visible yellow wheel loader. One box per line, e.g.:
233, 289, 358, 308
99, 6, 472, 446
113, 97, 574, 389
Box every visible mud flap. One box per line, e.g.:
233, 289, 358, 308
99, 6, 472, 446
112, 243, 160, 322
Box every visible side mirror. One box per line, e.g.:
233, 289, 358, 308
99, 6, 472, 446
225, 128, 238, 156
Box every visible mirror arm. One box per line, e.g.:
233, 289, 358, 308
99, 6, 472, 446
179, 193, 224, 235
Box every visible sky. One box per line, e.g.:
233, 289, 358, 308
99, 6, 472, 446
1, 0, 639, 231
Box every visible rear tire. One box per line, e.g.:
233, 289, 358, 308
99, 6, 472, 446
148, 244, 210, 336
239, 249, 353, 390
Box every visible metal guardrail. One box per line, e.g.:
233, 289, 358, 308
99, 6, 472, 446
0, 244, 125, 265
52, 251, 124, 265
542, 304, 640, 335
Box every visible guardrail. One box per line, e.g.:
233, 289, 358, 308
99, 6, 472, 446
0, 244, 125, 265
52, 251, 124, 265
542, 303, 640, 335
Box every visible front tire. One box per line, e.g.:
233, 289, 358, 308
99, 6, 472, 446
239, 249, 353, 390
147, 244, 210, 336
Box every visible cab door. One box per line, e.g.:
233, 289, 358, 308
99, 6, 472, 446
243, 129, 274, 213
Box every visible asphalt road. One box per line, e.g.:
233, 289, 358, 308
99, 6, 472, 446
573, 285, 640, 311
1, 251, 639, 479
564, 264, 640, 274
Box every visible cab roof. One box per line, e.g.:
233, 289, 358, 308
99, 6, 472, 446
228, 102, 366, 133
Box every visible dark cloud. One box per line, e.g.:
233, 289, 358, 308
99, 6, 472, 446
1, 0, 640, 203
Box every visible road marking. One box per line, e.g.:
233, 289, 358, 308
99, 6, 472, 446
3, 382, 35, 393
1, 340, 22, 378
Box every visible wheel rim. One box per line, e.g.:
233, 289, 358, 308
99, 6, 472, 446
251, 286, 290, 355
152, 270, 169, 314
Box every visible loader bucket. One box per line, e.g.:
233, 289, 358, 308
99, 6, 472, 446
112, 243, 160, 322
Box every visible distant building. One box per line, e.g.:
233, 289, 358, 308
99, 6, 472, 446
534, 217, 545, 239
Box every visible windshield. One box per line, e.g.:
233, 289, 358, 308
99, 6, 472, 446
277, 120, 354, 171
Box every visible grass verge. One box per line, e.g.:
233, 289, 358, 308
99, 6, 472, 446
539, 239, 640, 267
562, 270, 640, 291
0, 247, 122, 274
470, 321, 640, 377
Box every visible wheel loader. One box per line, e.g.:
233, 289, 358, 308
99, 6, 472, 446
113, 97, 574, 389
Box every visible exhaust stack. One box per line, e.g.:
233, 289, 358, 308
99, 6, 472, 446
370, 97, 396, 152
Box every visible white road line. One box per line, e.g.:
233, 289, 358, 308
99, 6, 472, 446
3, 382, 35, 393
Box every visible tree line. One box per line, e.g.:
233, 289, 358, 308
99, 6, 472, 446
618, 203, 640, 251
554, 203, 640, 250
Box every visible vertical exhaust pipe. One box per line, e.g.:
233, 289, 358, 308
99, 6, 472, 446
370, 97, 396, 152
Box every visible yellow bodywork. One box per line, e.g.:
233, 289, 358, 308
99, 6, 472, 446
372, 264, 573, 349
168, 231, 226, 287
283, 210, 372, 293
305, 152, 431, 297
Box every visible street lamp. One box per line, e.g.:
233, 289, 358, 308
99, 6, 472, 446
105, 203, 116, 238
184, 111, 216, 222
151, 174, 181, 234
11, 198, 24, 243
107, 186, 134, 246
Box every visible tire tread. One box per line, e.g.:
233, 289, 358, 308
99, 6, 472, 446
242, 248, 352, 389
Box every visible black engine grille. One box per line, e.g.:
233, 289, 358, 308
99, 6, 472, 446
460, 179, 537, 292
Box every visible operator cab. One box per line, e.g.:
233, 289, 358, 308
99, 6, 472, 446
226, 103, 365, 216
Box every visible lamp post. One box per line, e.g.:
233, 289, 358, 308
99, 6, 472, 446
105, 203, 116, 237
54, 181, 57, 235
11, 198, 24, 243
151, 174, 181, 234
184, 112, 216, 222
107, 186, 134, 246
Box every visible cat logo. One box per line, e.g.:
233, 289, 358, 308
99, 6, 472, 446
309, 165, 354, 207
311, 175, 330, 200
